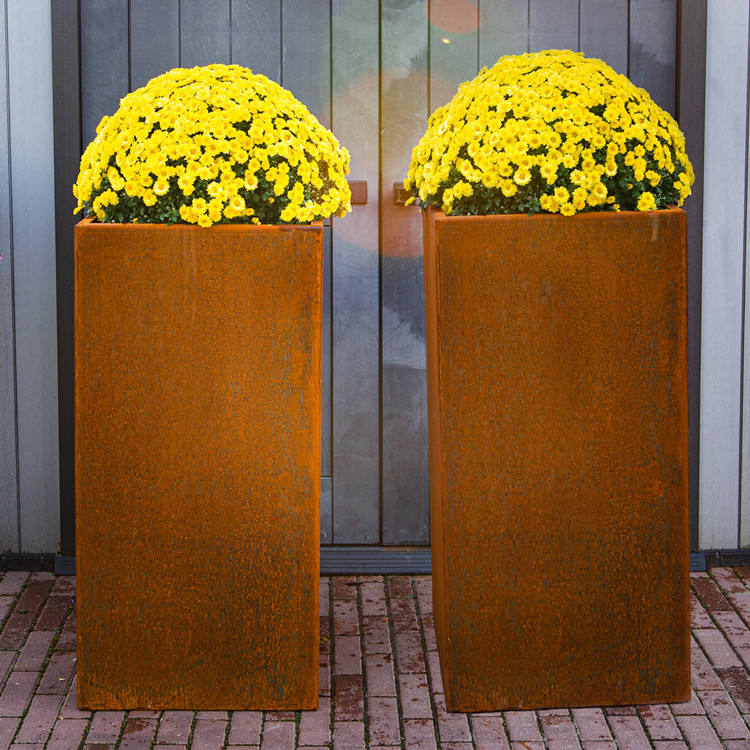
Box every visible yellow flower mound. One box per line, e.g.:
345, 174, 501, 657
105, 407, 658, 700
74, 64, 351, 226
404, 50, 694, 216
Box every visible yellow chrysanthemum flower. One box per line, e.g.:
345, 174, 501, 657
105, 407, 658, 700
153, 178, 169, 196
73, 63, 351, 226
637, 191, 657, 212
513, 167, 532, 186
404, 50, 693, 216
554, 186, 570, 203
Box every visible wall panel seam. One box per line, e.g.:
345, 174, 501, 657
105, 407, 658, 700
742, 11, 750, 547
76, 0, 82, 154
3, 0, 20, 551
477, 0, 480, 69
279, 0, 283, 87
427, 0, 431, 117
377, 0, 383, 545
476, 0, 479, 73
328, 0, 334, 535
526, 0, 531, 54
626, 0, 631, 79
127, 0, 131, 90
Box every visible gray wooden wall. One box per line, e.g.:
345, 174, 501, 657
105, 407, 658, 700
0, 0, 60, 554
2, 0, 707, 554
701, 2, 750, 550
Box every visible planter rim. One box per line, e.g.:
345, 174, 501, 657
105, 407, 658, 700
76, 216, 323, 231
426, 206, 684, 224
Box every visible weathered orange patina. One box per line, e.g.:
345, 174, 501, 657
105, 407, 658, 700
423, 207, 690, 711
74, 218, 322, 710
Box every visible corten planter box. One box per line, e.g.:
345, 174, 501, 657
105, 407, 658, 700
423, 207, 690, 711
74, 218, 322, 710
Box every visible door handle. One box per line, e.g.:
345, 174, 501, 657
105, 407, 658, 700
347, 180, 368, 205
393, 181, 412, 206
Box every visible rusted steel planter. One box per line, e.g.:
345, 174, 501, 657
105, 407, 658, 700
423, 207, 690, 711
74, 219, 322, 710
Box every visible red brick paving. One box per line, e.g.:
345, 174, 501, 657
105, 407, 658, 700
155, 712, 192, 745
333, 674, 364, 721
227, 712, 261, 746
366, 654, 397, 698
0, 570, 748, 747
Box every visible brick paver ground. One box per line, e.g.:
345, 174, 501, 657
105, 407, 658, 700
0, 569, 749, 748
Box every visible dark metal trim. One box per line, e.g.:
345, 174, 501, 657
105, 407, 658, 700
53, 548, 433, 576
51, 0, 81, 557
54, 555, 75, 575
702, 549, 750, 569
38, 551, 750, 576
321, 546, 431, 574
0, 554, 55, 572
677, 0, 707, 552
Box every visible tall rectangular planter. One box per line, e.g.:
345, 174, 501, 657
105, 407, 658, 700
423, 207, 690, 711
74, 219, 322, 710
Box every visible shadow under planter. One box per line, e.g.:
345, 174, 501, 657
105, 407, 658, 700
74, 219, 322, 710
423, 207, 690, 711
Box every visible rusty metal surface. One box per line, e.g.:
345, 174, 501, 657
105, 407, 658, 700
74, 218, 322, 710
423, 207, 690, 711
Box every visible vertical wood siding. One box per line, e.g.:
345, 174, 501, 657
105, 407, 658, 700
231, 0, 281, 81
580, 0, 628, 75
7, 0, 59, 552
280, 0, 334, 536
381, 0, 430, 544
629, 0, 677, 116
130, 0, 180, 91
529, 0, 578, 52
321, 222, 333, 540
429, 0, 479, 111
739, 22, 750, 547
478, 0, 528, 64
742, 122, 750, 543
80, 0, 129, 149
51, 0, 82, 556
331, 0, 381, 543
180, 0, 230, 68
0, 0, 18, 552
701, 3, 749, 549
679, 0, 706, 552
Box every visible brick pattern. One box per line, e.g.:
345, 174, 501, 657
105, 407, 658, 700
0, 570, 747, 747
